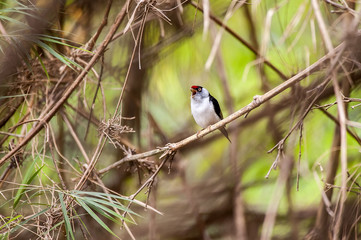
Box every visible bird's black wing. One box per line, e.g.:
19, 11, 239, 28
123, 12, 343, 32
209, 94, 223, 119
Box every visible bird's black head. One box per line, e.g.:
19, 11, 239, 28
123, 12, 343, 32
190, 85, 203, 97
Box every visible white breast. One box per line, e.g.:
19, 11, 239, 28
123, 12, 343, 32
191, 97, 221, 128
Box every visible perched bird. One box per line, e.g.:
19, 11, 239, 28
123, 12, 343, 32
190, 85, 231, 142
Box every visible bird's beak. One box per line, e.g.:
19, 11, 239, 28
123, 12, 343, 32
190, 88, 196, 97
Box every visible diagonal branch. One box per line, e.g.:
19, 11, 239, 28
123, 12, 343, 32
99, 43, 341, 175
0, 0, 132, 169
189, 0, 288, 80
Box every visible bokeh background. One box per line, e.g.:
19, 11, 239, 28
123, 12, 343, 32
0, 0, 360, 239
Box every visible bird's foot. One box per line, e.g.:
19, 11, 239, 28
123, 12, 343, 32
165, 143, 176, 151
159, 143, 177, 159
196, 130, 203, 138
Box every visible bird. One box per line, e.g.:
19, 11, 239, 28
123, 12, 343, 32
190, 85, 231, 142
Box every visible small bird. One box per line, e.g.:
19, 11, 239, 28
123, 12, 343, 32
190, 85, 231, 142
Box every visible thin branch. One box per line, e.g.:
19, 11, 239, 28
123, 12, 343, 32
48, 137, 67, 190
85, 0, 114, 51
261, 154, 293, 240
99, 45, 340, 175
121, 151, 175, 223
74, 135, 106, 191
0, 0, 132, 169
61, 111, 91, 164
318, 108, 361, 145
113, 5, 148, 118
268, 42, 346, 155
296, 123, 303, 191
311, 0, 349, 237
0, 131, 25, 138
204, 0, 246, 70
190, 0, 288, 80
84, 54, 105, 140
98, 148, 164, 175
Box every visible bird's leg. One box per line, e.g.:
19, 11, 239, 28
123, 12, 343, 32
165, 143, 176, 151
196, 126, 212, 139
196, 130, 202, 138
196, 127, 208, 138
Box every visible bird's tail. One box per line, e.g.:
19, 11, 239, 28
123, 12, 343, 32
219, 126, 231, 143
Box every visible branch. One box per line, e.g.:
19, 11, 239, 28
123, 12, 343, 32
318, 108, 361, 145
99, 43, 341, 175
189, 0, 288, 80
0, 0, 132, 169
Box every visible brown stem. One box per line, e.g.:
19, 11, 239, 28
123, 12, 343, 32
189, 0, 288, 80
98, 45, 340, 175
0, 0, 131, 169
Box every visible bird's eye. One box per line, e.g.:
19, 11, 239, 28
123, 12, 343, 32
198, 88, 201, 92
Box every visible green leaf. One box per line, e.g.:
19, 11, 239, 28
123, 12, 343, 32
38, 35, 92, 53
0, 215, 22, 231
42, 212, 88, 237
0, 15, 23, 25
59, 192, 75, 240
14, 189, 45, 209
33, 40, 81, 70
0, 232, 9, 240
82, 196, 139, 218
81, 197, 133, 223
10, 208, 49, 234
13, 163, 44, 208
85, 200, 122, 224
72, 208, 90, 236
0, 4, 45, 21
77, 199, 120, 239
0, 94, 29, 100
71, 190, 130, 202
70, 190, 140, 216
33, 48, 49, 80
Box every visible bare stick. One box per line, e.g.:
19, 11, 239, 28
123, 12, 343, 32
113, 5, 148, 118
85, 0, 114, 51
121, 151, 175, 223
311, 0, 350, 238
61, 111, 91, 164
99, 45, 340, 175
84, 54, 105, 140
318, 108, 361, 145
0, 0, 131, 169
190, 0, 288, 80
